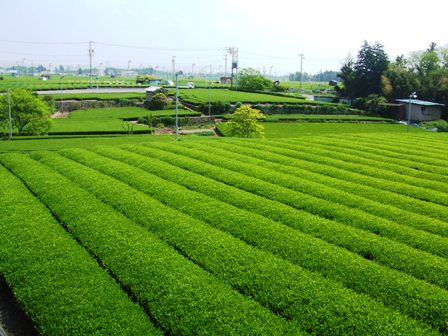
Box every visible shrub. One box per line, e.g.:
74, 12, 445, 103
200, 101, 232, 115
420, 119, 448, 131
148, 93, 168, 110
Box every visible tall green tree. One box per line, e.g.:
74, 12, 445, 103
226, 105, 265, 138
353, 41, 390, 97
382, 58, 419, 99
237, 68, 272, 92
337, 55, 356, 102
0, 89, 53, 136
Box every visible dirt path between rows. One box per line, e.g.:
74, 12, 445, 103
0, 278, 37, 336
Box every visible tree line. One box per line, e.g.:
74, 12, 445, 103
337, 41, 448, 118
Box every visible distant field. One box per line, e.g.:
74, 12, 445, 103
221, 114, 393, 122
281, 81, 332, 90
0, 75, 230, 92
50, 107, 200, 134
176, 88, 308, 104
46, 92, 146, 100
0, 135, 176, 152
1, 132, 448, 335
217, 122, 424, 137
0, 75, 142, 92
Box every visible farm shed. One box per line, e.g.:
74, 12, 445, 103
145, 86, 162, 101
396, 99, 444, 121
220, 76, 232, 84
39, 74, 51, 80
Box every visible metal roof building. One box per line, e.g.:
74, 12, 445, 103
396, 99, 444, 121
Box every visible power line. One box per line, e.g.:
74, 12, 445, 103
240, 50, 342, 62
0, 39, 87, 45
0, 50, 85, 57
93, 41, 220, 52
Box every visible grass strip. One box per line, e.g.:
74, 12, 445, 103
99, 144, 448, 332
0, 164, 161, 336
33, 148, 437, 336
0, 153, 294, 336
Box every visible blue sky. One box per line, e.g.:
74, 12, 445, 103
1, 0, 447, 75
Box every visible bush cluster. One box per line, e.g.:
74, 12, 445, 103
198, 101, 232, 115
250, 103, 365, 115
138, 115, 190, 127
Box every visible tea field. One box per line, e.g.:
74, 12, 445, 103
1, 133, 448, 335
49, 107, 200, 135
176, 88, 307, 104
217, 121, 425, 137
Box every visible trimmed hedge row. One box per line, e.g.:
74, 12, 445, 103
340, 133, 448, 155
247, 138, 448, 205
102, 144, 448, 332
0, 153, 293, 336
213, 139, 448, 236
250, 103, 365, 115
0, 164, 161, 336
303, 136, 448, 180
338, 133, 448, 165
33, 148, 438, 336
281, 138, 448, 200
143, 142, 448, 289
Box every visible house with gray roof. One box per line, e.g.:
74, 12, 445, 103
396, 99, 444, 121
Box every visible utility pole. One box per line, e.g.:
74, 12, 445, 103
175, 71, 183, 141
60, 75, 65, 113
224, 54, 228, 79
7, 89, 12, 140
171, 56, 176, 82
226, 47, 239, 90
298, 54, 304, 90
89, 41, 94, 88
235, 47, 239, 91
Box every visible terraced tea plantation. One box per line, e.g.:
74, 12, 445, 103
176, 88, 307, 104
1, 133, 448, 335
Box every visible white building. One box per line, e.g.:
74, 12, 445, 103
396, 99, 444, 121
145, 86, 162, 101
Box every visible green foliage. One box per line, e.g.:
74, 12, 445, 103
178, 88, 305, 105
338, 42, 389, 100
383, 62, 419, 99
3, 152, 294, 336
41, 94, 56, 112
252, 103, 364, 115
270, 84, 288, 92
38, 146, 435, 336
337, 56, 356, 101
237, 68, 273, 92
364, 94, 388, 115
0, 161, 161, 336
135, 74, 161, 84
1, 133, 448, 334
50, 92, 145, 101
421, 119, 448, 131
353, 41, 390, 97
261, 114, 392, 122
0, 89, 52, 135
119, 141, 448, 333
148, 92, 168, 110
200, 100, 232, 114
218, 122, 422, 137
50, 107, 198, 135
226, 105, 265, 138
